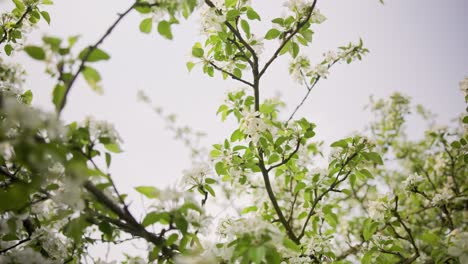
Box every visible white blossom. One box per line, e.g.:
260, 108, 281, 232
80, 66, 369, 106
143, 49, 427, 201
323, 51, 338, 63
52, 177, 85, 210
289, 55, 310, 82
182, 162, 212, 186
432, 184, 452, 206
83, 116, 122, 144
459, 76, 468, 97
200, 7, 225, 35
284, 0, 312, 14
249, 36, 265, 56
368, 197, 390, 221
402, 173, 425, 190
239, 110, 268, 144
312, 63, 329, 78
0, 247, 55, 264
310, 9, 326, 24
218, 217, 283, 244
447, 230, 468, 263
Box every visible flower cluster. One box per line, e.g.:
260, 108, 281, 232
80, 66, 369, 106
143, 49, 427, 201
182, 162, 212, 186
402, 173, 425, 190
83, 116, 122, 145
289, 41, 368, 84
200, 7, 225, 35
239, 110, 269, 144
431, 184, 453, 206
219, 217, 282, 241
459, 76, 468, 97
368, 196, 391, 221
448, 230, 468, 263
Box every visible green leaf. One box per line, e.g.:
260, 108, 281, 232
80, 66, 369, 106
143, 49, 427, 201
186, 61, 195, 72
225, 0, 237, 7
175, 215, 188, 234
246, 9, 261, 21
330, 139, 348, 148
283, 237, 301, 252
42, 36, 62, 50
4, 44, 13, 56
166, 233, 179, 245
450, 141, 461, 149
363, 152, 384, 165
157, 20, 173, 39
357, 169, 374, 179
290, 42, 299, 58
40, 11, 51, 24
268, 154, 280, 164
215, 162, 226, 175
421, 231, 439, 246
205, 178, 216, 184
20, 90, 33, 105
104, 143, 122, 153
463, 116, 468, 124
135, 186, 159, 199
240, 20, 250, 38
13, 0, 25, 11
82, 66, 102, 93
192, 44, 204, 58
361, 250, 375, 264
105, 152, 111, 168
79, 47, 110, 62
24, 46, 46, 60
143, 212, 161, 227
52, 84, 66, 111
241, 205, 258, 214
363, 219, 379, 241
63, 215, 89, 242
265, 28, 280, 40
139, 18, 153, 33
204, 184, 216, 197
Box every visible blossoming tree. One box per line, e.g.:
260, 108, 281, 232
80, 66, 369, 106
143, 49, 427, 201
0, 0, 467, 263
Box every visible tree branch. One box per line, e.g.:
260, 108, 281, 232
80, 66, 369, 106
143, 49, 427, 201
258, 154, 299, 243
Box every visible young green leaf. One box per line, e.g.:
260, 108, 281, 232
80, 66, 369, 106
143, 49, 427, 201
139, 18, 153, 33
157, 20, 173, 39
24, 46, 46, 60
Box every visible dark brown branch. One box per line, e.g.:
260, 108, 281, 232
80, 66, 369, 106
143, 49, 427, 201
83, 180, 170, 254
258, 155, 299, 243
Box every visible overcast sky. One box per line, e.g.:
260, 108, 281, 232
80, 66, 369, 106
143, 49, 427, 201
2, 0, 467, 259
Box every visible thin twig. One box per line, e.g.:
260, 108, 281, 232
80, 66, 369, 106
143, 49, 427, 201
208, 61, 254, 87
58, 1, 159, 115
0, 7, 33, 45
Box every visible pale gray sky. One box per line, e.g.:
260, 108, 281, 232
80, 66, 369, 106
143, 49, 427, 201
1, 0, 467, 259
4, 0, 468, 196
